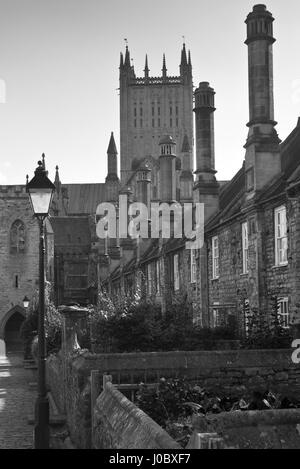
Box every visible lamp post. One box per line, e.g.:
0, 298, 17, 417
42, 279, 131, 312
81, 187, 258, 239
23, 296, 30, 310
26, 158, 55, 449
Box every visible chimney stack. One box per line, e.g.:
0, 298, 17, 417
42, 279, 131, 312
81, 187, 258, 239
193, 82, 219, 221
244, 4, 281, 198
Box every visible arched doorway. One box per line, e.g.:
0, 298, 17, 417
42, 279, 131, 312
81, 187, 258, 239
1, 306, 26, 354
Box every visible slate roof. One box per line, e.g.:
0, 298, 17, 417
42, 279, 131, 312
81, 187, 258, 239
206, 119, 300, 233
63, 183, 105, 215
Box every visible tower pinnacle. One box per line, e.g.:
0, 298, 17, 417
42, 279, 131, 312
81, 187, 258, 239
162, 54, 167, 78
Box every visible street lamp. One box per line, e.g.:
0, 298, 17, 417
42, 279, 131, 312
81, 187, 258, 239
26, 157, 55, 449
23, 296, 30, 310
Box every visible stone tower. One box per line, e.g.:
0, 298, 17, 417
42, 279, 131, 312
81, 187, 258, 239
119, 44, 194, 184
244, 4, 281, 199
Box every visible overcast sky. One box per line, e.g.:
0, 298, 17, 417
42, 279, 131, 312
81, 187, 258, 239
0, 0, 299, 185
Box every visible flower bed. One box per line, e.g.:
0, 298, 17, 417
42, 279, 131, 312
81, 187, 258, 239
135, 378, 300, 447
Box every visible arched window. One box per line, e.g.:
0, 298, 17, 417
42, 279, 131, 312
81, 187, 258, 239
10, 220, 26, 253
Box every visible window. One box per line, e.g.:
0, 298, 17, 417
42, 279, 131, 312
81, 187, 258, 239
274, 205, 288, 266
212, 236, 219, 279
212, 309, 219, 328
190, 249, 196, 283
174, 254, 180, 291
147, 264, 152, 295
278, 297, 289, 328
242, 222, 249, 273
10, 220, 26, 253
156, 260, 160, 294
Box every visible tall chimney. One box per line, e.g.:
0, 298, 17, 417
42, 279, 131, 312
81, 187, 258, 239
159, 135, 177, 203
193, 82, 219, 221
244, 4, 281, 197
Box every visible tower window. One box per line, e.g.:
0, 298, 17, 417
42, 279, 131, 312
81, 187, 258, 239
152, 107, 155, 116
15, 275, 19, 288
134, 119, 137, 128
10, 220, 26, 254
134, 108, 137, 117
140, 107, 143, 116
158, 106, 160, 116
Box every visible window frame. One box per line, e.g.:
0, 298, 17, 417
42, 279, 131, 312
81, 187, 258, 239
242, 221, 249, 274
277, 297, 289, 329
173, 253, 180, 291
212, 236, 219, 279
274, 205, 288, 266
190, 249, 197, 283
147, 263, 152, 295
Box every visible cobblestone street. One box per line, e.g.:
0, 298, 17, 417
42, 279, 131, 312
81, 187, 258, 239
0, 354, 35, 449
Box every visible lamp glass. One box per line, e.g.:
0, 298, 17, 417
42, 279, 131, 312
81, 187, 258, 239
23, 298, 29, 309
28, 188, 53, 216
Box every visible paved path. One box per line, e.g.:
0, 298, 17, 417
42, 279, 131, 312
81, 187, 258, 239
0, 354, 35, 449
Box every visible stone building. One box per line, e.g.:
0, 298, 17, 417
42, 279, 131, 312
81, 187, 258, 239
98, 4, 300, 337
0, 184, 54, 354
1, 4, 300, 351
119, 44, 194, 186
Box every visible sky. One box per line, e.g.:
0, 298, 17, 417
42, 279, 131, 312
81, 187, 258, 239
0, 0, 299, 185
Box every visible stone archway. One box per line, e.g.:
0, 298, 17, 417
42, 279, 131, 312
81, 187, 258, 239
0, 306, 26, 355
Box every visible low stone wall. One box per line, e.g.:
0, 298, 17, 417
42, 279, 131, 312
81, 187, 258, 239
47, 348, 300, 448
68, 348, 300, 397
46, 352, 65, 413
191, 409, 300, 449
93, 379, 181, 449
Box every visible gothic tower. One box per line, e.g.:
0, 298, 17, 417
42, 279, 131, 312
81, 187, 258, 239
119, 44, 194, 185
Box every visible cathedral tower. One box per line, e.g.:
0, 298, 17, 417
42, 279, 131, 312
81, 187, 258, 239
119, 44, 193, 185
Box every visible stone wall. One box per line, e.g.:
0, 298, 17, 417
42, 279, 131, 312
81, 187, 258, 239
0, 185, 54, 353
190, 409, 300, 449
92, 378, 181, 449
47, 346, 300, 448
